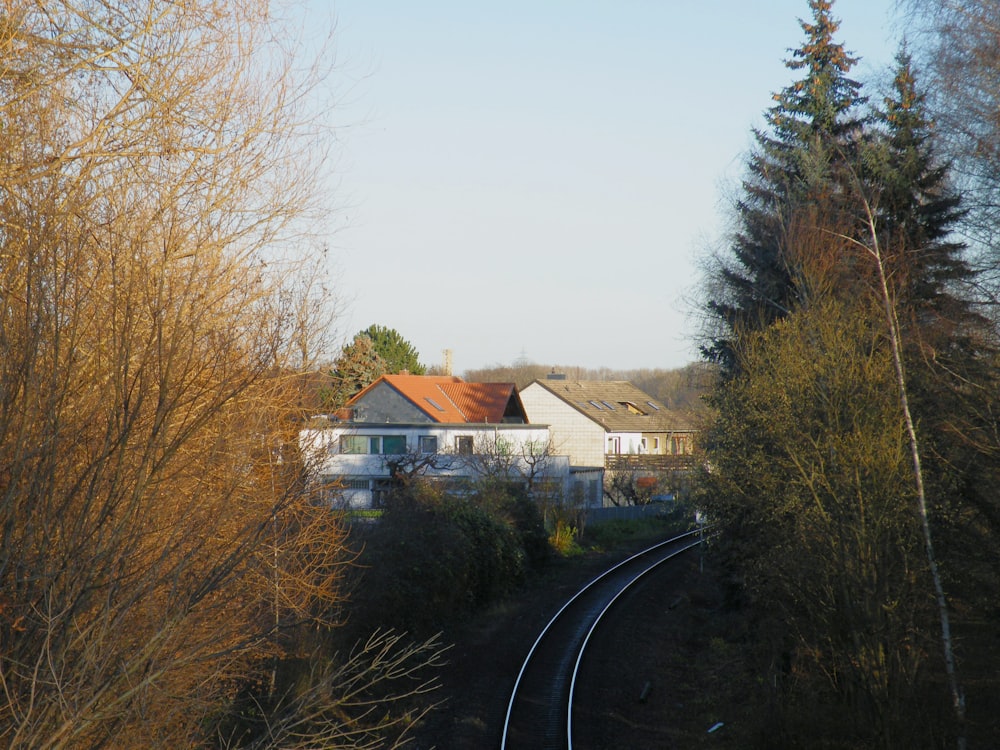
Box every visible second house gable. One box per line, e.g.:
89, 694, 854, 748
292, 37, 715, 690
519, 383, 607, 468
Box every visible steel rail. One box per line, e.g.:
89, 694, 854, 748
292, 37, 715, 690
565, 536, 701, 750
500, 527, 704, 750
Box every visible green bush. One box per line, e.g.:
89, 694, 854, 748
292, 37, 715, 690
476, 482, 551, 567
548, 518, 583, 556
347, 481, 545, 636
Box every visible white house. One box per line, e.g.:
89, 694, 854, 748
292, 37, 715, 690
519, 378, 698, 505
300, 374, 573, 508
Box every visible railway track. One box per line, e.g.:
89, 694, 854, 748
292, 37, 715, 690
500, 528, 704, 750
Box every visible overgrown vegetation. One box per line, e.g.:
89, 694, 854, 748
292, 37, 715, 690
582, 510, 692, 551
342, 481, 550, 638
343, 482, 696, 643
14, 0, 1000, 747
698, 0, 1000, 746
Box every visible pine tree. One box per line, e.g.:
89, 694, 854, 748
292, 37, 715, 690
864, 49, 995, 487
871, 47, 1000, 640
325, 334, 387, 408
867, 48, 978, 336
322, 326, 425, 409
705, 0, 866, 370
359, 324, 426, 375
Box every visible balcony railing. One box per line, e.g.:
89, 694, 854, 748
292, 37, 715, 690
604, 454, 699, 472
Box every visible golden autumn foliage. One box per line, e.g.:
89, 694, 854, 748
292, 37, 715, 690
0, 2, 442, 747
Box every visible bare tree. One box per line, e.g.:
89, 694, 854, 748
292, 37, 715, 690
221, 631, 448, 750
604, 469, 656, 506
376, 433, 561, 500
907, 0, 1000, 293
0, 2, 436, 747
464, 432, 560, 497
836, 195, 967, 746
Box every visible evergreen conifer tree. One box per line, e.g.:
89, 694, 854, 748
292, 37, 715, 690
867, 48, 977, 336
324, 334, 388, 408
359, 324, 427, 375
870, 48, 1000, 619
706, 0, 865, 370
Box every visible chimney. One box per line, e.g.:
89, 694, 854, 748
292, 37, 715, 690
443, 349, 453, 376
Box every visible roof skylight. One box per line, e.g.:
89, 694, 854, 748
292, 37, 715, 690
425, 397, 446, 411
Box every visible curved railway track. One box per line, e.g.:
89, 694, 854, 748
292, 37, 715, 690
500, 528, 704, 749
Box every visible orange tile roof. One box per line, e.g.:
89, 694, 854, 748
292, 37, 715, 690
349, 374, 521, 423
440, 381, 518, 423
379, 374, 466, 422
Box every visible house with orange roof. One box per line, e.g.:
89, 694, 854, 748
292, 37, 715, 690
338, 374, 528, 426
300, 374, 572, 509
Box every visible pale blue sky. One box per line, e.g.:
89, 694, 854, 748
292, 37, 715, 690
318, 1, 901, 373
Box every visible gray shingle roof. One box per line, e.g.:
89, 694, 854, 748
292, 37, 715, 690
528, 380, 697, 432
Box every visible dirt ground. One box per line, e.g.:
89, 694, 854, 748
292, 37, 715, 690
406, 543, 750, 750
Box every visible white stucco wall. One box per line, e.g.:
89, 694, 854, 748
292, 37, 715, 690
299, 422, 569, 508
605, 431, 648, 455
519, 383, 607, 468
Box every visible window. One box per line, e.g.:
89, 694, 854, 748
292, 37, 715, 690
372, 478, 395, 508
344, 477, 369, 490
589, 400, 605, 410
646, 400, 661, 411
653, 437, 660, 451
381, 435, 407, 455
533, 478, 562, 500
424, 397, 446, 412
601, 401, 616, 410
340, 435, 406, 454
418, 435, 438, 454
341, 435, 367, 454
455, 436, 473, 455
